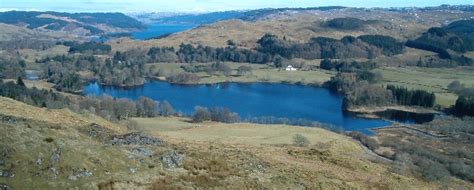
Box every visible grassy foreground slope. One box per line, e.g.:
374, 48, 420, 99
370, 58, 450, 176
0, 96, 442, 189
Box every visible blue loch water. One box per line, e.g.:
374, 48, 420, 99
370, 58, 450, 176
132, 23, 196, 40
84, 81, 396, 133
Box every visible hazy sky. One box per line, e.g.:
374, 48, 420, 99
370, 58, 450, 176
0, 0, 472, 12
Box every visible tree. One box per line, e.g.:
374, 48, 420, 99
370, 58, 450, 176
392, 153, 413, 175
136, 96, 157, 117
159, 100, 174, 117
387, 85, 436, 107
448, 80, 464, 93
209, 107, 240, 123
16, 77, 25, 87
114, 98, 137, 120
320, 59, 334, 70
54, 73, 83, 92
192, 106, 211, 123
357, 35, 405, 56
167, 73, 200, 84
454, 96, 474, 117
343, 82, 393, 109
274, 56, 284, 68
236, 65, 252, 76
293, 134, 310, 147
211, 62, 232, 76
227, 40, 236, 46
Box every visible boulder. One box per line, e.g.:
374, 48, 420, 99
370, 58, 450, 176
0, 170, 14, 178
131, 147, 154, 157
111, 132, 165, 146
0, 183, 10, 190
160, 150, 184, 169
68, 168, 93, 181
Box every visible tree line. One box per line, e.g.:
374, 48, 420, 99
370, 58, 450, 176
0, 57, 26, 79
38, 50, 147, 87
319, 59, 377, 72
387, 85, 436, 108
66, 41, 112, 54
324, 72, 436, 109
145, 33, 405, 65
405, 20, 474, 66
148, 44, 272, 64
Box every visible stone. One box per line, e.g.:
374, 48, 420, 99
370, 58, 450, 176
0, 170, 14, 178
68, 175, 77, 181
35, 158, 42, 166
128, 167, 137, 173
0, 160, 4, 166
50, 148, 61, 164
0, 115, 18, 124
49, 167, 59, 178
111, 132, 165, 146
131, 147, 154, 157
68, 168, 93, 181
160, 150, 184, 169
0, 183, 10, 190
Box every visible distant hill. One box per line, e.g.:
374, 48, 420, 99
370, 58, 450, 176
407, 19, 474, 56
111, 6, 474, 52
148, 11, 247, 25
0, 11, 145, 36
136, 6, 347, 25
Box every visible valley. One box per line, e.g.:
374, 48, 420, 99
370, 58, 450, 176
0, 4, 473, 189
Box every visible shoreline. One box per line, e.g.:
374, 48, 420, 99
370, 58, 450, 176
146, 76, 324, 87
345, 105, 440, 119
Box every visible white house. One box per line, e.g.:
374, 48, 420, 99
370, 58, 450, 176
285, 65, 297, 71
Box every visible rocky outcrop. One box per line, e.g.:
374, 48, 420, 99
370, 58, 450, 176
80, 123, 115, 142
0, 183, 10, 190
160, 150, 184, 169
111, 132, 165, 146
68, 168, 93, 181
131, 147, 154, 158
0, 170, 14, 178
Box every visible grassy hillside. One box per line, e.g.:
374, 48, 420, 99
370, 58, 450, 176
0, 96, 443, 189
0, 11, 144, 36
0, 23, 82, 42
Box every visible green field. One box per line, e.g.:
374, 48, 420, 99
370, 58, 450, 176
19, 45, 69, 65
375, 67, 474, 107
147, 62, 334, 85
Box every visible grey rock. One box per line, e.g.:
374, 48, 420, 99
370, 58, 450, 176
86, 123, 112, 138
87, 124, 101, 137
0, 170, 14, 178
131, 147, 154, 157
0, 160, 4, 166
128, 167, 137, 173
111, 132, 165, 146
0, 147, 13, 160
50, 148, 61, 164
49, 167, 59, 178
0, 115, 17, 124
68, 175, 78, 181
160, 150, 184, 169
0, 183, 10, 190
68, 168, 93, 181
35, 158, 42, 166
